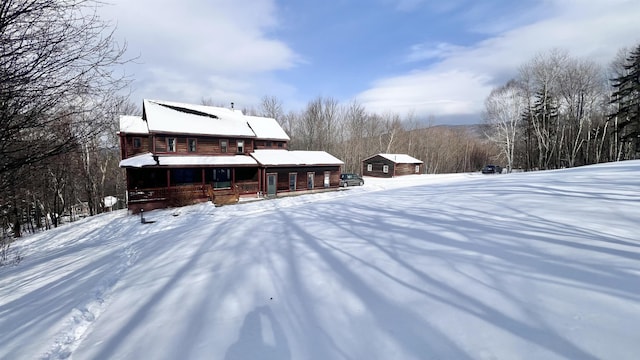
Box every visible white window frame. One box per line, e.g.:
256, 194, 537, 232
415, 165, 420, 173
187, 138, 197, 152
237, 140, 244, 154
220, 139, 228, 153
383, 165, 389, 173
167, 137, 177, 152
367, 164, 372, 172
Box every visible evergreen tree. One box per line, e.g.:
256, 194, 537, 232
610, 44, 640, 160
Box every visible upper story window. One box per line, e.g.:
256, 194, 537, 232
133, 137, 141, 149
188, 138, 197, 152
167, 138, 177, 152
220, 139, 228, 153
237, 140, 244, 153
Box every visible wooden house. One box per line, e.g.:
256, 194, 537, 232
119, 100, 343, 212
361, 153, 424, 178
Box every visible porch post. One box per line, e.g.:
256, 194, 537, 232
166, 169, 171, 189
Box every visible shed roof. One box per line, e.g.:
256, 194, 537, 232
364, 153, 423, 164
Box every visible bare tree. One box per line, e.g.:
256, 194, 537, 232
483, 80, 526, 172
0, 0, 130, 191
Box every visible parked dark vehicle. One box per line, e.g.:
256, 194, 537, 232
481, 165, 502, 174
340, 173, 364, 187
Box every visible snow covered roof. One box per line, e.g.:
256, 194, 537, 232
119, 153, 257, 167
143, 100, 255, 137
119, 115, 148, 134
365, 153, 423, 164
246, 116, 290, 141
157, 155, 257, 166
119, 152, 156, 167
251, 149, 344, 166
119, 100, 291, 141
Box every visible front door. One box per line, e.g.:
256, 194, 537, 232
267, 173, 277, 197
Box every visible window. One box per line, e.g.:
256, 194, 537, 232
167, 138, 176, 152
267, 141, 273, 147
383, 165, 389, 173
277, 142, 283, 148
307, 172, 314, 189
133, 137, 141, 149
415, 165, 420, 173
188, 138, 197, 152
367, 164, 372, 172
237, 140, 244, 153
220, 140, 228, 153
289, 173, 297, 191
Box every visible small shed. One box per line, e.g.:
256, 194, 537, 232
362, 153, 424, 178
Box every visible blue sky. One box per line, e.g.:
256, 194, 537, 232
99, 0, 640, 124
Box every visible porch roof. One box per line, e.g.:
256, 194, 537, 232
251, 149, 344, 166
159, 155, 257, 166
119, 152, 257, 168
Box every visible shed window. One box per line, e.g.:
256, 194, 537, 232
367, 164, 372, 172
383, 165, 389, 173
167, 138, 176, 152
415, 165, 420, 173
133, 137, 141, 149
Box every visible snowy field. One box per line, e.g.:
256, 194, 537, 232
1, 161, 640, 360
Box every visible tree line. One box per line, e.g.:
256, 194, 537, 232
483, 45, 640, 172
256, 96, 497, 175
1, 0, 132, 252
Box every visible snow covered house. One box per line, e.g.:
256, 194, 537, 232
119, 100, 343, 212
362, 153, 424, 178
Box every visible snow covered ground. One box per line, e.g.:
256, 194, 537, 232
1, 161, 639, 360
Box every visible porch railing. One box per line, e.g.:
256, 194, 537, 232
128, 181, 259, 203
236, 181, 259, 195
128, 184, 211, 202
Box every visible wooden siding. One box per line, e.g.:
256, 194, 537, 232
120, 134, 266, 157
362, 155, 423, 177
254, 140, 287, 150
270, 166, 341, 192
121, 135, 151, 158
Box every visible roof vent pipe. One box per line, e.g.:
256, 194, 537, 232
231, 102, 234, 109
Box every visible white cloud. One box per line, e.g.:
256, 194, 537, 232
99, 0, 300, 106
358, 0, 640, 123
